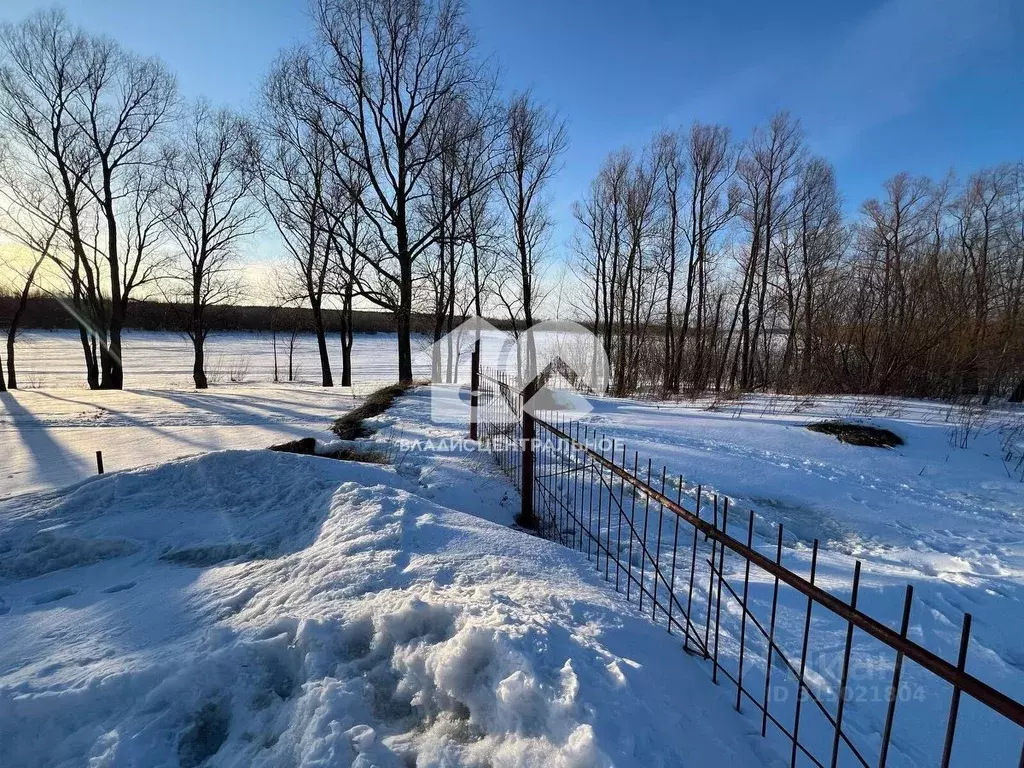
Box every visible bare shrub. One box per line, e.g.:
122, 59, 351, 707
998, 416, 1024, 482
807, 420, 903, 448
705, 390, 744, 413
760, 393, 783, 417
850, 395, 904, 419
946, 397, 989, 449
205, 355, 225, 385
17, 371, 44, 389
229, 356, 251, 383
331, 382, 418, 439
792, 395, 817, 414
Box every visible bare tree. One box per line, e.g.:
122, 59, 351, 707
72, 32, 177, 388
654, 130, 683, 392
163, 101, 259, 388
573, 152, 629, 371
793, 157, 844, 390
0, 9, 176, 389
308, 0, 493, 383
323, 154, 371, 387
731, 112, 803, 390
1004, 163, 1024, 402
664, 122, 738, 393
419, 110, 466, 382
0, 214, 61, 390
496, 91, 568, 379
0, 132, 67, 389
0, 10, 102, 387
252, 53, 335, 387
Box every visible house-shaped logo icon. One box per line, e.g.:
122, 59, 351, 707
423, 316, 610, 425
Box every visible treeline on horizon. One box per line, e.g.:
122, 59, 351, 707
0, 295, 516, 335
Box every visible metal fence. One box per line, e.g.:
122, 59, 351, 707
475, 368, 1024, 767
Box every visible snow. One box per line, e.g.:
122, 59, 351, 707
1, 385, 362, 498
580, 395, 1023, 582
7, 329, 435, 389
0, 327, 515, 498
7, 326, 522, 390
554, 393, 1024, 765
0, 392, 775, 767
2, 330, 1022, 764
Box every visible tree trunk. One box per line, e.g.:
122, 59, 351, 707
272, 324, 279, 383
397, 254, 413, 384
101, 321, 125, 389
446, 231, 456, 384
340, 297, 353, 387
311, 301, 334, 387
100, 162, 125, 391
341, 327, 353, 387
1011, 376, 1024, 403
662, 222, 676, 394
81, 328, 100, 390
6, 333, 16, 390
289, 331, 297, 382
193, 335, 209, 389
6, 252, 46, 390
397, 306, 412, 384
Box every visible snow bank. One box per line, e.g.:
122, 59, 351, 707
0, 450, 769, 767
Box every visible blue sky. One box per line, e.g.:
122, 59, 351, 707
3, 0, 1022, 260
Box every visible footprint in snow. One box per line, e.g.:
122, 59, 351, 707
32, 588, 78, 605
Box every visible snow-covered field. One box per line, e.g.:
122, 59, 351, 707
1, 328, 479, 498
1, 330, 1022, 765
0, 390, 775, 767
7, 329, 435, 389
0, 327, 536, 498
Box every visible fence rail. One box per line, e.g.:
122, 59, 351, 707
474, 367, 1024, 767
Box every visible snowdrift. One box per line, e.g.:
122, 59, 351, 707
0, 451, 768, 767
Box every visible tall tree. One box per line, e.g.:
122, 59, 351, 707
309, 0, 491, 383
73, 32, 177, 388
163, 102, 259, 389
323, 158, 369, 388
673, 122, 737, 392
732, 112, 802, 390
793, 157, 844, 391
0, 9, 102, 387
0, 219, 60, 390
253, 53, 335, 387
497, 91, 568, 379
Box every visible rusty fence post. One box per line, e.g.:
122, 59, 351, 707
519, 376, 538, 528
469, 342, 480, 441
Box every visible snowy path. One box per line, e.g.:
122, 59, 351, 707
0, 390, 776, 767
